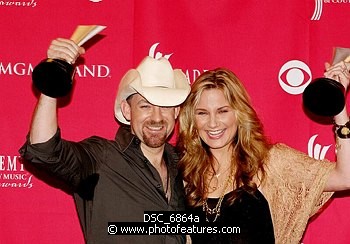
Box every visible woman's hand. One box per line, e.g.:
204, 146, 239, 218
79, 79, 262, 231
324, 60, 350, 90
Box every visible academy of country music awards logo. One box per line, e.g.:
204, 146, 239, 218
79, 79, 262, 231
312, 0, 350, 20
0, 155, 33, 189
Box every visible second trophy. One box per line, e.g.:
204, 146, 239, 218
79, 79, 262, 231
303, 47, 350, 117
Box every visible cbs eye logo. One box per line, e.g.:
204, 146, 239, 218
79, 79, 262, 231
278, 60, 312, 95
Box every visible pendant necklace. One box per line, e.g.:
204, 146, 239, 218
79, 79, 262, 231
207, 165, 232, 192
203, 171, 233, 222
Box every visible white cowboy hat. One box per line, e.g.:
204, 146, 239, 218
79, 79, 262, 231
114, 56, 190, 124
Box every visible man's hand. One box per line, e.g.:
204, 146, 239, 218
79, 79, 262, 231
47, 38, 85, 64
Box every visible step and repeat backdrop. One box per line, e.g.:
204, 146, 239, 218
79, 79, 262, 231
1, 0, 350, 243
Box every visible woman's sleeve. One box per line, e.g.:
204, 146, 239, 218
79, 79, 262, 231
262, 143, 335, 243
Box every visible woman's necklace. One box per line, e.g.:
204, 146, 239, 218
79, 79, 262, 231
207, 165, 232, 192
208, 176, 226, 192
202, 172, 233, 222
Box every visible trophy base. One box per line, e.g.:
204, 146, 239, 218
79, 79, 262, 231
32, 59, 73, 98
303, 77, 345, 117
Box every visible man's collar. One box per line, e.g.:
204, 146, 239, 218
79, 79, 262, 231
115, 125, 138, 152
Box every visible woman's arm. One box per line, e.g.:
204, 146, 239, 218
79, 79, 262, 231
323, 60, 350, 191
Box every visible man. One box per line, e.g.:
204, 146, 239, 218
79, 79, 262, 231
19, 38, 190, 243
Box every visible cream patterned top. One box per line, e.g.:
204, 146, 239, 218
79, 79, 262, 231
261, 143, 335, 244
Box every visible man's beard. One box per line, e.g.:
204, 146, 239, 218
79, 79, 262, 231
142, 121, 168, 148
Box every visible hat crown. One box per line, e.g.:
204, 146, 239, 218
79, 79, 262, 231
137, 57, 175, 88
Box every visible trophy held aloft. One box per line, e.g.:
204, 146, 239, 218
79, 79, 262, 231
31, 25, 106, 98
32, 58, 74, 98
303, 47, 350, 117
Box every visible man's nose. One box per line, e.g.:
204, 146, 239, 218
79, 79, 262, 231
150, 106, 163, 121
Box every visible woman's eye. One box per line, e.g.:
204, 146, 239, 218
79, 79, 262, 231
195, 111, 207, 115
218, 110, 228, 113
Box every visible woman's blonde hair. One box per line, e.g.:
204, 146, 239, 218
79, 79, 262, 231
178, 68, 272, 207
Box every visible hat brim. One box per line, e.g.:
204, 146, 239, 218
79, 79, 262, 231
114, 69, 139, 124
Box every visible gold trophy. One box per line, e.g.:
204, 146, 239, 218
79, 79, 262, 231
303, 47, 350, 116
32, 25, 106, 98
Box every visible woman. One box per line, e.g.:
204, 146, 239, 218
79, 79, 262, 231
178, 61, 350, 244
